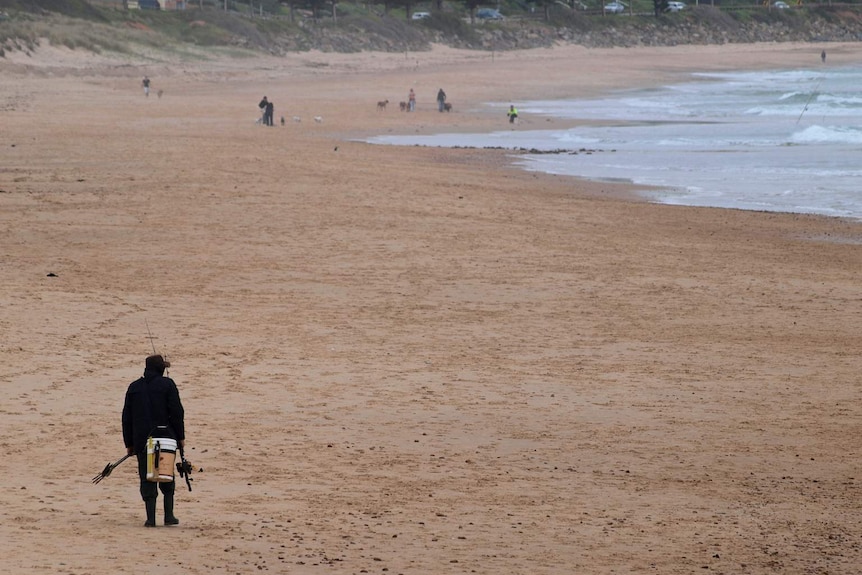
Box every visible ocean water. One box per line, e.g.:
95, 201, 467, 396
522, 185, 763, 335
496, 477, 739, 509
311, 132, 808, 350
367, 65, 862, 220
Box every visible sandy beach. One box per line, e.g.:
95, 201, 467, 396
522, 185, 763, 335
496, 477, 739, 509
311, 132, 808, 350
2, 40, 861, 574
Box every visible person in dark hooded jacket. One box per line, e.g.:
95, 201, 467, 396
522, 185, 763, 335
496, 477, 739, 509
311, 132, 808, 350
122, 354, 186, 527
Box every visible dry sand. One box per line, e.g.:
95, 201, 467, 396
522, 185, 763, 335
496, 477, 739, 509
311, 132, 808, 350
2, 40, 861, 574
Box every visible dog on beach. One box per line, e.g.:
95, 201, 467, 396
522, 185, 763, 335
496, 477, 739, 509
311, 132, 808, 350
399, 101, 407, 112
314, 116, 323, 123
377, 99, 389, 111
443, 102, 452, 112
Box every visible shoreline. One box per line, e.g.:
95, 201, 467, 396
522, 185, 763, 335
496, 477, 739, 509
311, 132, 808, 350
354, 49, 862, 223
2, 41, 861, 575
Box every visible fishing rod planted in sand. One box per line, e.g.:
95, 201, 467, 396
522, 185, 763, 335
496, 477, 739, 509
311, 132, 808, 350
796, 74, 825, 125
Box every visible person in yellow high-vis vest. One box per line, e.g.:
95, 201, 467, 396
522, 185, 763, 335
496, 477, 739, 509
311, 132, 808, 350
507, 105, 519, 124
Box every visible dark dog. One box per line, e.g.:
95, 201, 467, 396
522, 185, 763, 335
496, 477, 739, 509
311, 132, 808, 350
399, 101, 408, 112
443, 102, 452, 112
377, 99, 389, 111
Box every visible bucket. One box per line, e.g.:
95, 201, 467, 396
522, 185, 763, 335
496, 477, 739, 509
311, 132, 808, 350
146, 437, 177, 483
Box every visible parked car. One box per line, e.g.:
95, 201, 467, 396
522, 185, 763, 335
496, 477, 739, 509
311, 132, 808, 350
476, 8, 505, 20
772, 1, 790, 7
665, 1, 685, 12
604, 1, 626, 13
138, 0, 161, 9
411, 11, 431, 20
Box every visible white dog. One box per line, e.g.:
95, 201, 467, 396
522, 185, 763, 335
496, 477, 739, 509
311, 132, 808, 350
314, 116, 323, 123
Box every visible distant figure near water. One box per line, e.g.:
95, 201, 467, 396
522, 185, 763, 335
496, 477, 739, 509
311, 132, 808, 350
507, 105, 518, 124
821, 50, 826, 63
436, 88, 447, 113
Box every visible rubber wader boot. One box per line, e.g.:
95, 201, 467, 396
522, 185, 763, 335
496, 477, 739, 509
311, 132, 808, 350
164, 493, 179, 526
144, 499, 157, 527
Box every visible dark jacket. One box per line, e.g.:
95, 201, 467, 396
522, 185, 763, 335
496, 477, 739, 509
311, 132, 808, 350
122, 368, 185, 454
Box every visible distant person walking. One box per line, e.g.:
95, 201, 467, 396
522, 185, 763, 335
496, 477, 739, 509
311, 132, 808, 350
408, 88, 416, 112
436, 88, 447, 113
142, 76, 151, 98
821, 50, 826, 63
507, 105, 518, 124
258, 96, 268, 125
265, 99, 275, 126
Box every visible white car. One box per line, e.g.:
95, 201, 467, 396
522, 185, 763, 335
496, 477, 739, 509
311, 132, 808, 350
476, 8, 505, 20
604, 2, 626, 13
411, 11, 431, 20
666, 1, 685, 12
772, 1, 790, 7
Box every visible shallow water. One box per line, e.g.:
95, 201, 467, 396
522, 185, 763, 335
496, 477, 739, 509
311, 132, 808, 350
367, 65, 862, 220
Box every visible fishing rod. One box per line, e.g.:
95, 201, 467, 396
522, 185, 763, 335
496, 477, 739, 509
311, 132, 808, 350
146, 318, 157, 355
176, 446, 195, 492
145, 318, 168, 375
796, 73, 825, 125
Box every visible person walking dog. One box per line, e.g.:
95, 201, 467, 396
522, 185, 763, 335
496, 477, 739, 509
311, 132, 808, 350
437, 88, 447, 112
